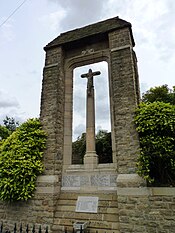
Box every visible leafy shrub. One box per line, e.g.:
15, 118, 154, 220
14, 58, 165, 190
0, 118, 47, 201
0, 125, 10, 141
135, 102, 175, 186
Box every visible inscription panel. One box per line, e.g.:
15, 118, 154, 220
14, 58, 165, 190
62, 175, 80, 187
62, 174, 117, 188
75, 196, 99, 213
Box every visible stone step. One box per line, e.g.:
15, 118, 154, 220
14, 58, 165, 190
53, 218, 119, 229
55, 204, 118, 214
52, 191, 119, 232
59, 192, 118, 201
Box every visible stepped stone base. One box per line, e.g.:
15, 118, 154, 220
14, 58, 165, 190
52, 192, 119, 233
53, 165, 119, 232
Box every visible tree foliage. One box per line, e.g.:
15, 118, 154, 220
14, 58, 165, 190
142, 84, 175, 104
96, 130, 112, 163
0, 118, 47, 201
0, 116, 19, 140
72, 130, 112, 164
72, 133, 86, 164
135, 101, 175, 186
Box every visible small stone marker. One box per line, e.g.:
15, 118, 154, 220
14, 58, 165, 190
75, 196, 99, 213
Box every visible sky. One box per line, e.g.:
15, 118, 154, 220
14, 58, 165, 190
0, 0, 175, 139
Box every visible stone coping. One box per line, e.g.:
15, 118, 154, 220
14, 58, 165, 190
35, 185, 175, 195
64, 163, 116, 172
117, 187, 175, 196
35, 175, 175, 196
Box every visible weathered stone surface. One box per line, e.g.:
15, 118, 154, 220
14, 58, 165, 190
117, 187, 175, 233
61, 172, 117, 191
117, 174, 146, 187
1, 15, 174, 233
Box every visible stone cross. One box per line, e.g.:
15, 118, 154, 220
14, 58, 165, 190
81, 68, 101, 169
81, 69, 101, 95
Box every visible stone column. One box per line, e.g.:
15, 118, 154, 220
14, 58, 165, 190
84, 84, 98, 169
81, 69, 100, 169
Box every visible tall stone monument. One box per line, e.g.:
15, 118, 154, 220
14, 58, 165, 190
0, 16, 145, 233
1, 16, 175, 233
39, 15, 141, 232
81, 68, 101, 169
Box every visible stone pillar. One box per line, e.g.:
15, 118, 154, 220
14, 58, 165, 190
109, 27, 140, 174
84, 86, 98, 169
40, 46, 64, 176
39, 46, 65, 226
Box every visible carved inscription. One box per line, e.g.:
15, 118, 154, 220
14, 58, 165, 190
62, 175, 80, 187
81, 48, 94, 55
75, 196, 99, 213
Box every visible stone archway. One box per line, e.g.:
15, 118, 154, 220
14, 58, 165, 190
41, 16, 140, 176
40, 16, 141, 232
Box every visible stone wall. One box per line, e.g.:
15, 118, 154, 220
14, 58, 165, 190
1, 186, 175, 233
117, 187, 175, 233
0, 192, 54, 232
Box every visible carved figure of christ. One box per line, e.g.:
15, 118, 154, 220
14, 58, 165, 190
81, 69, 101, 165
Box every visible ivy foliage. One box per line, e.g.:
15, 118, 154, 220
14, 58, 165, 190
135, 102, 175, 186
0, 118, 47, 201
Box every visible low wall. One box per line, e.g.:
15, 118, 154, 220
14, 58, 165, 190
0, 175, 61, 232
117, 174, 175, 233
0, 174, 175, 233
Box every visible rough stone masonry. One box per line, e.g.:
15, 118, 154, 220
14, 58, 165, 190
0, 16, 175, 233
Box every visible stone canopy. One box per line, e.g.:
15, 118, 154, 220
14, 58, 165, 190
44, 16, 135, 50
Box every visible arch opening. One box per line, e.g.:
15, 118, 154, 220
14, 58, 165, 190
72, 61, 112, 164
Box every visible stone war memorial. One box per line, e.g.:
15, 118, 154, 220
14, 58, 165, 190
1, 16, 175, 233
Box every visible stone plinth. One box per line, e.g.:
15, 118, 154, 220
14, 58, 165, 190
62, 164, 117, 192
117, 174, 146, 187
83, 152, 98, 170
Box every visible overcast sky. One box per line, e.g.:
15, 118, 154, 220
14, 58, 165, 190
0, 0, 175, 139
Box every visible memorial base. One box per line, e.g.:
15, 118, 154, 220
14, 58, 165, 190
62, 163, 117, 191
83, 151, 98, 170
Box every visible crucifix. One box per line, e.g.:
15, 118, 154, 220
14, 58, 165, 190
81, 68, 101, 168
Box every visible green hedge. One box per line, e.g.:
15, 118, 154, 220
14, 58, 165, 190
135, 102, 175, 186
0, 118, 47, 201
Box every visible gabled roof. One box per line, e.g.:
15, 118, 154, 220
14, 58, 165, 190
44, 16, 135, 50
